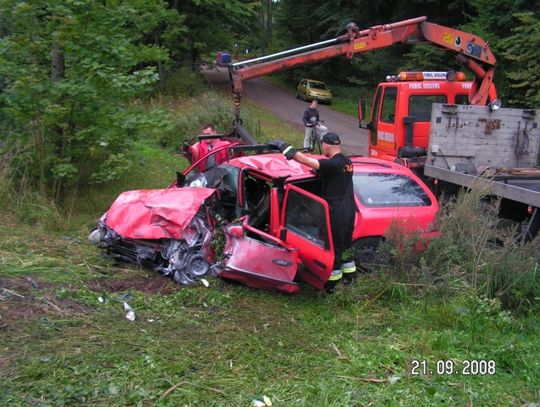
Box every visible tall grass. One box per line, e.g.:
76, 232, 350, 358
378, 183, 539, 313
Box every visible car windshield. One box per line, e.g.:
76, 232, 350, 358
353, 173, 431, 207
185, 165, 239, 194
307, 82, 327, 90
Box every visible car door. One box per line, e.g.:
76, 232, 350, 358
220, 219, 300, 294
280, 184, 334, 290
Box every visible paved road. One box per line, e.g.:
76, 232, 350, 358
204, 67, 368, 156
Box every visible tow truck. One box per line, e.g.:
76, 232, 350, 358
229, 16, 540, 240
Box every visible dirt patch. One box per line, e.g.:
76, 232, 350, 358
88, 274, 178, 295
0, 276, 47, 293
0, 277, 89, 332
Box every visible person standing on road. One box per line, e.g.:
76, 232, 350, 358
181, 123, 231, 171
270, 133, 357, 292
302, 100, 320, 150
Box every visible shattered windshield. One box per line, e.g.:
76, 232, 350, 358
185, 164, 240, 197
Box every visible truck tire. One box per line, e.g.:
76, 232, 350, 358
352, 237, 384, 273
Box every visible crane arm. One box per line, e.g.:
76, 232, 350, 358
229, 16, 496, 121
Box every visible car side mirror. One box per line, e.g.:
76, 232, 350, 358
358, 99, 368, 129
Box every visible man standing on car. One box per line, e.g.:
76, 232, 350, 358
302, 100, 320, 150
270, 133, 357, 292
181, 123, 231, 171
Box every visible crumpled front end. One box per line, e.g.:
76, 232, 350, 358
90, 188, 218, 285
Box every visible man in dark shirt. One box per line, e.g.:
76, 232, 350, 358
270, 133, 357, 292
302, 100, 320, 149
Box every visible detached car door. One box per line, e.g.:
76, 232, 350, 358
280, 184, 334, 290
220, 219, 300, 294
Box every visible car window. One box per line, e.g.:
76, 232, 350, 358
307, 82, 327, 90
353, 173, 432, 207
408, 95, 447, 121
284, 189, 329, 249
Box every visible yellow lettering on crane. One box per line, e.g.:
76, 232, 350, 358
443, 34, 454, 45
354, 42, 367, 50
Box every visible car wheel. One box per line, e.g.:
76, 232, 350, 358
353, 237, 385, 273
173, 252, 210, 285
296, 93, 300, 99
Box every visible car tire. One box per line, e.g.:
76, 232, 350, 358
352, 237, 385, 273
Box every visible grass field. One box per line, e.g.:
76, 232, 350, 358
1, 91, 539, 406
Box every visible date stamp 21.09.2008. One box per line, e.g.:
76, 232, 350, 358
410, 359, 496, 376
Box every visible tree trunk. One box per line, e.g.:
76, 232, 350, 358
154, 33, 166, 84
51, 41, 65, 82
266, 0, 272, 49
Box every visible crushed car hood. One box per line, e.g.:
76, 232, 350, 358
104, 188, 216, 240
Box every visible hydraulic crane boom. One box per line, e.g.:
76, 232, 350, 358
229, 16, 496, 122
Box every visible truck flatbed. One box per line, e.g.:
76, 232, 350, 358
425, 104, 540, 207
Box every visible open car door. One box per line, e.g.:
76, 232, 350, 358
220, 219, 300, 294
280, 184, 334, 290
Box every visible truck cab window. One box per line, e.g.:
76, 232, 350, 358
409, 95, 447, 121
380, 87, 397, 124
455, 94, 469, 105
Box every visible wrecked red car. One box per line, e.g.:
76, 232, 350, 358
90, 144, 438, 293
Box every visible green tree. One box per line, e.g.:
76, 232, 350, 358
500, 12, 540, 107
0, 0, 172, 202
462, 0, 539, 104
168, 0, 256, 66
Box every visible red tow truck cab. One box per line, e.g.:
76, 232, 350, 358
365, 71, 484, 168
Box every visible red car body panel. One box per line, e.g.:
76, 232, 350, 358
348, 159, 439, 241
221, 221, 300, 293
105, 188, 216, 239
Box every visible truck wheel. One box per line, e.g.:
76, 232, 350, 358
352, 237, 384, 273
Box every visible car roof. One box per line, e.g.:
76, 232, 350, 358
227, 153, 416, 179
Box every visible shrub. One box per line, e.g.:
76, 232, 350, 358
377, 183, 540, 312
157, 68, 207, 97
154, 91, 262, 149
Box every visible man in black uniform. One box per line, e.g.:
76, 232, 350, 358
270, 133, 357, 292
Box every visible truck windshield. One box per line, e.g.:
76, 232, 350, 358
353, 173, 431, 207
408, 95, 447, 121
